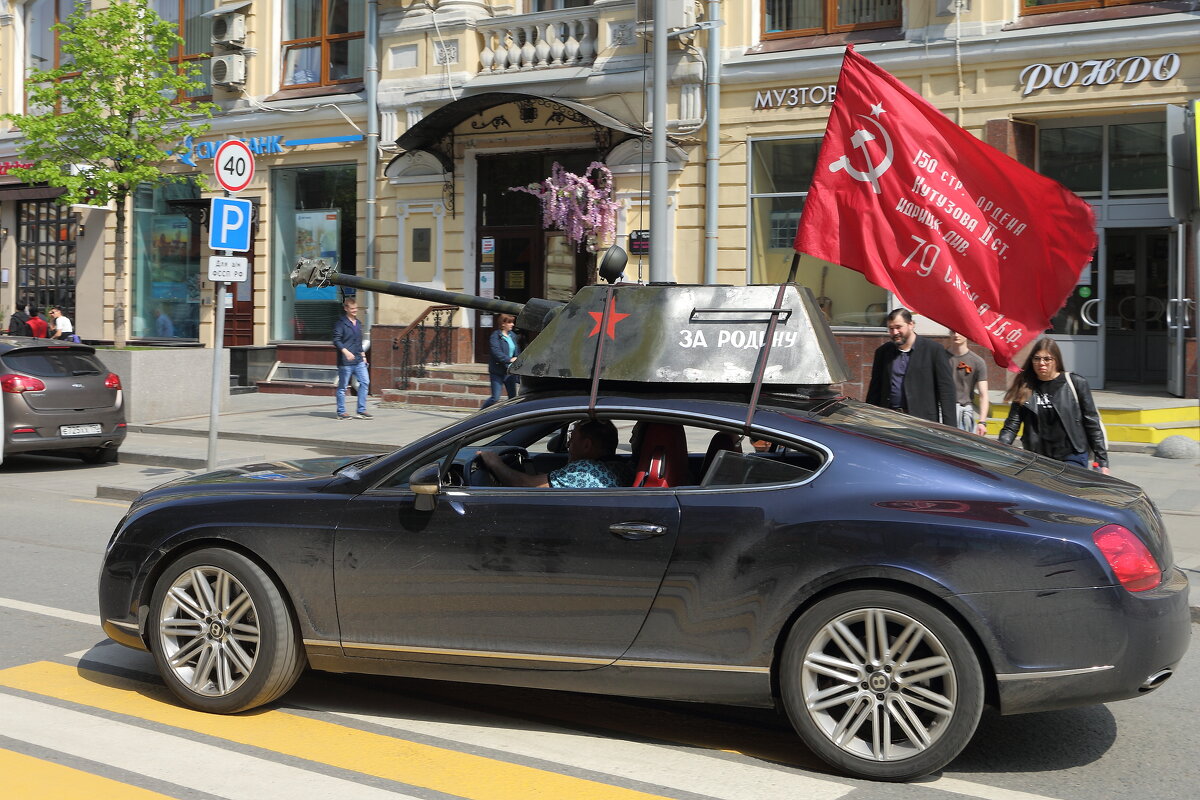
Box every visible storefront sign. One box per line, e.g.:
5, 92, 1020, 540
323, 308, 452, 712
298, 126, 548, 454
178, 135, 286, 167
1019, 53, 1181, 97
754, 85, 837, 110
629, 230, 650, 255
0, 160, 33, 176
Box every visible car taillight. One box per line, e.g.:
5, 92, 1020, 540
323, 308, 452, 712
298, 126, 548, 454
1093, 524, 1161, 592
105, 373, 122, 390
1, 374, 46, 393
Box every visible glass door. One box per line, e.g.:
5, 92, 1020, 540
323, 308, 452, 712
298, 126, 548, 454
1104, 228, 1170, 386
1048, 240, 1103, 387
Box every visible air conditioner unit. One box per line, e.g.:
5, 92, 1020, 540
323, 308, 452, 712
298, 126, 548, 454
211, 53, 246, 86
635, 0, 698, 31
212, 12, 246, 47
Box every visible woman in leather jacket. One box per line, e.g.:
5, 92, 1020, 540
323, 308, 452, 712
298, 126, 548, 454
998, 337, 1110, 474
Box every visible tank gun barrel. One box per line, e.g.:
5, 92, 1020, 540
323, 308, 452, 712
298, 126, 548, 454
290, 257, 565, 331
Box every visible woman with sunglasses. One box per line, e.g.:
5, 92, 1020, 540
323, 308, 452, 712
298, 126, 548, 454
998, 337, 1109, 474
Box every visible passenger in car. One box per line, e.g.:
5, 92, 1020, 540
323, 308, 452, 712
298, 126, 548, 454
480, 419, 621, 488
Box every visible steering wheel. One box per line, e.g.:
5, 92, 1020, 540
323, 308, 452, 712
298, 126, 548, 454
469, 446, 529, 486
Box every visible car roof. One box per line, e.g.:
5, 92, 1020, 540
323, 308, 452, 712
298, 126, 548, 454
0, 336, 95, 355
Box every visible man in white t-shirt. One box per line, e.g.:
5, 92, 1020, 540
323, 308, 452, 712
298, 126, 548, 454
49, 306, 74, 340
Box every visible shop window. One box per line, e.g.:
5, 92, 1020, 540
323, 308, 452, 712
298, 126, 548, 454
132, 179, 204, 340
1021, 0, 1153, 17
282, 0, 364, 88
1038, 121, 1166, 198
272, 164, 358, 342
15, 200, 78, 319
152, 0, 214, 100
749, 138, 887, 328
762, 0, 900, 38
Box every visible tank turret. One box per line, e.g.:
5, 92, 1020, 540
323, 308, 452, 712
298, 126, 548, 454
290, 256, 851, 391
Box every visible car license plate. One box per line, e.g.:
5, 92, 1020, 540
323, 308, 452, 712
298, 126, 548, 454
61, 424, 103, 437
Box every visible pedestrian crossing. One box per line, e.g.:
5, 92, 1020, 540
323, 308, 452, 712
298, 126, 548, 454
0, 647, 854, 800
0, 642, 1069, 800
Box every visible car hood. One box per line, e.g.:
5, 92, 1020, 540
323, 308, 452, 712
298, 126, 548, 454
133, 455, 374, 504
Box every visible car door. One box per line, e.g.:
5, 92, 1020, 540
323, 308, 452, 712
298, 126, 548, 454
334, 454, 681, 670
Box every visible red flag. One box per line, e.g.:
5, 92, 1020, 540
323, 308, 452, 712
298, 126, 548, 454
794, 47, 1096, 370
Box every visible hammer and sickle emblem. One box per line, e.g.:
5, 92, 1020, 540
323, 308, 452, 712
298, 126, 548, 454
827, 113, 894, 194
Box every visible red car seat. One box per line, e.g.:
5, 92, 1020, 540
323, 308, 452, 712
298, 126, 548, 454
633, 423, 690, 487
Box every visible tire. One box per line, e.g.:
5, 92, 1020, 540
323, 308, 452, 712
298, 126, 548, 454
82, 447, 118, 464
149, 548, 305, 713
779, 589, 984, 781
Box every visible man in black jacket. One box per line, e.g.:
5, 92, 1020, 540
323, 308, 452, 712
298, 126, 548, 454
865, 308, 956, 425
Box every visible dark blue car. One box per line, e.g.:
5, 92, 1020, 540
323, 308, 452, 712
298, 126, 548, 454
98, 389, 1191, 781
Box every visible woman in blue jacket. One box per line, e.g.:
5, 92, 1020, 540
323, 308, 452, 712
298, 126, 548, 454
482, 313, 521, 408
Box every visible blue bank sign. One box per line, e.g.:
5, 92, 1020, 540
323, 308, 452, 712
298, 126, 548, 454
178, 133, 366, 166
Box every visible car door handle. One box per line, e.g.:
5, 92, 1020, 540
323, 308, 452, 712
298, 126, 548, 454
609, 522, 668, 540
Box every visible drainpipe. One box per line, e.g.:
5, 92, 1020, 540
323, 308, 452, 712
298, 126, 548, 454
703, 0, 721, 285
365, 0, 380, 334
649, 0, 670, 283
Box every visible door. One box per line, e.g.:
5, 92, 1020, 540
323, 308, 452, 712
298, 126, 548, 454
334, 487, 680, 669
1104, 228, 1171, 385
223, 237, 255, 346
1166, 225, 1191, 397
1047, 239, 1103, 386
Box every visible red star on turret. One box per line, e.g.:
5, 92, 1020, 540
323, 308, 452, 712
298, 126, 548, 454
587, 296, 630, 340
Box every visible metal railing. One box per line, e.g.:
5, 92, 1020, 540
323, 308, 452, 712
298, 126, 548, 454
395, 305, 458, 390
478, 7, 600, 74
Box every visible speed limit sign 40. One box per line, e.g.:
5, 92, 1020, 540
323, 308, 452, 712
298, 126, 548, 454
214, 139, 255, 193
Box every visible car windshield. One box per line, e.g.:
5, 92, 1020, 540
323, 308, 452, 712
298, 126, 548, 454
808, 401, 1036, 474
2, 349, 105, 378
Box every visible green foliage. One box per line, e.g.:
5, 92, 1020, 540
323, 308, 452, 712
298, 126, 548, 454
2, 0, 216, 205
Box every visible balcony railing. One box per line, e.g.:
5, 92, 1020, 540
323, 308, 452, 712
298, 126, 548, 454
478, 7, 600, 74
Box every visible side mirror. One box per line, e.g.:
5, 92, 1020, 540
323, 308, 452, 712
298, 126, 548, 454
409, 461, 442, 511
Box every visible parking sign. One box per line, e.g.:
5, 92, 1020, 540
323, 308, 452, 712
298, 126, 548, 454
209, 197, 253, 252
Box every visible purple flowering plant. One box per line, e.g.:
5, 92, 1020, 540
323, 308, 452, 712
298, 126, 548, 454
509, 161, 617, 251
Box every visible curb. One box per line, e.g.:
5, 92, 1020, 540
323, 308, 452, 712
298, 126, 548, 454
126, 424, 386, 455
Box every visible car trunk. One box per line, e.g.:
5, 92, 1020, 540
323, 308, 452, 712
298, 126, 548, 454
1, 349, 117, 411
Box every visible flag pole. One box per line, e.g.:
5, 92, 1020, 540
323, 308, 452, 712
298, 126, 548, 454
786, 252, 800, 284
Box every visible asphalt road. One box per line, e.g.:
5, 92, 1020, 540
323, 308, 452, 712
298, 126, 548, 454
1, 451, 1197, 800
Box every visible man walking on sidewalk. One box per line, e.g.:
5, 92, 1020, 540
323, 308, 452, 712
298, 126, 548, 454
332, 296, 371, 420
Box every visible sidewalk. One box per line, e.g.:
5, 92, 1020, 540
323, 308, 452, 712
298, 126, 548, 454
111, 392, 1199, 609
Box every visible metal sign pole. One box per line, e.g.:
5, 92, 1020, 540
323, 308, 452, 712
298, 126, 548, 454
207, 273, 227, 471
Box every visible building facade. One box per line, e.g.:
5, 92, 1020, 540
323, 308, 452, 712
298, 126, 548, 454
1, 0, 1196, 397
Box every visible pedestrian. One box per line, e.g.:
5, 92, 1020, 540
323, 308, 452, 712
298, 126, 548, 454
332, 296, 371, 420
48, 306, 76, 341
481, 313, 521, 409
946, 331, 989, 435
998, 337, 1109, 473
6, 301, 32, 337
865, 308, 956, 425
26, 306, 50, 338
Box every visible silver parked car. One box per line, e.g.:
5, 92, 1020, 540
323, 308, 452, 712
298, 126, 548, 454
1, 336, 126, 464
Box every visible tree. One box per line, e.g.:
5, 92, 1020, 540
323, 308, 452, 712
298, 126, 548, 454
3, 0, 215, 347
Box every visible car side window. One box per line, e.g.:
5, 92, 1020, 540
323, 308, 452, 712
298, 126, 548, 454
699, 438, 825, 488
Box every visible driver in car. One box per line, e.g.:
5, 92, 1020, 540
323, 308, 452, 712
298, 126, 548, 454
479, 419, 622, 488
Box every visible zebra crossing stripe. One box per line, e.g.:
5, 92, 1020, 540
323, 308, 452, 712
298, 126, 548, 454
0, 661, 679, 800
0, 694, 421, 800
0, 747, 176, 800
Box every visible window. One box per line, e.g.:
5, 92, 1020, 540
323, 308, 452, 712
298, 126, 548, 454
132, 179, 204, 340
15, 200, 78, 317
763, 0, 900, 38
749, 138, 887, 327
23, 0, 85, 114
1022, 0, 1151, 17
1038, 121, 1166, 198
282, 0, 364, 88
152, 0, 214, 100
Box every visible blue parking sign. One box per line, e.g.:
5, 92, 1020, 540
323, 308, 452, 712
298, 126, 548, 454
208, 197, 253, 252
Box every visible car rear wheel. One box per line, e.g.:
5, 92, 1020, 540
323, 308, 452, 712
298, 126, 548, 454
779, 589, 984, 781
149, 548, 305, 713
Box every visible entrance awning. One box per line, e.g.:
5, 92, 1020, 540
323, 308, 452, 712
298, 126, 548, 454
0, 185, 66, 201
387, 92, 648, 174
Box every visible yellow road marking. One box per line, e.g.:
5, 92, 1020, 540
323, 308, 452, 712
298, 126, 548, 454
0, 662, 678, 800
70, 498, 130, 507
0, 748, 176, 800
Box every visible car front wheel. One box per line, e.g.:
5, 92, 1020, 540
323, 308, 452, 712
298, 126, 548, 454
779, 589, 984, 781
149, 548, 305, 713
